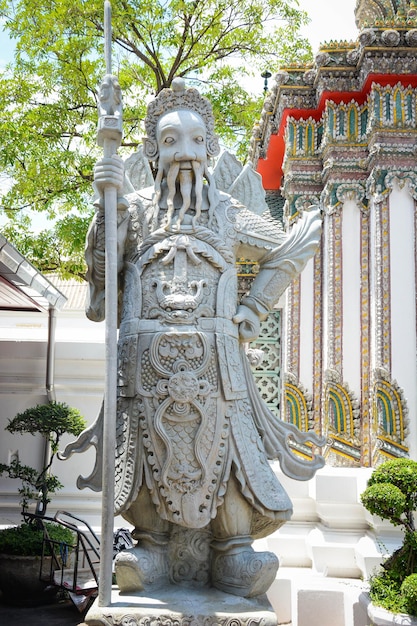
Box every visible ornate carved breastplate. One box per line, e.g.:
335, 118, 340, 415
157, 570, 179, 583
117, 223, 242, 526
139, 228, 232, 324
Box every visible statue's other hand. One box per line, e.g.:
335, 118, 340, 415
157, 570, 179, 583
233, 304, 261, 343
94, 154, 124, 194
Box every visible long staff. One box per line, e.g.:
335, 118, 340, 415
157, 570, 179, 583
96, 0, 122, 606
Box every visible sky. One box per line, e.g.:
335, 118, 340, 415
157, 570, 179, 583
0, 0, 359, 69
0, 20, 14, 70
300, 0, 358, 53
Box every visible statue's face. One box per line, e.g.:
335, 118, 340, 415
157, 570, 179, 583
156, 109, 208, 173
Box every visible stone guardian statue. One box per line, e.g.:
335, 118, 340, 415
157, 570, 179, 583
61, 77, 324, 600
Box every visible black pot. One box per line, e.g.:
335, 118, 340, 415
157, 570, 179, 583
0, 554, 58, 607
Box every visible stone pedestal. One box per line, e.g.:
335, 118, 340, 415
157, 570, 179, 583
84, 585, 278, 626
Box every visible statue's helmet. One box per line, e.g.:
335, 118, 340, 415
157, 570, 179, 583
143, 77, 220, 161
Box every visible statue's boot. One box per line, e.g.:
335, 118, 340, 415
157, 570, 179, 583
114, 531, 169, 593
211, 536, 279, 598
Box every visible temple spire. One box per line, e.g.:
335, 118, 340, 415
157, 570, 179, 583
355, 0, 417, 28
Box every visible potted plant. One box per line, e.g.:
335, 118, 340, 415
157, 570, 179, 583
360, 458, 417, 625
0, 402, 86, 606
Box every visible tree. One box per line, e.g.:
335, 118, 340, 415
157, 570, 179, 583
0, 0, 312, 278
0, 402, 86, 514
361, 458, 417, 615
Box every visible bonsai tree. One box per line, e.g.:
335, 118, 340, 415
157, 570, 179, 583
0, 402, 86, 517
0, 402, 86, 605
361, 458, 417, 616
0, 401, 86, 559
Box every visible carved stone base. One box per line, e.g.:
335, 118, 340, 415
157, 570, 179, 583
84, 585, 278, 626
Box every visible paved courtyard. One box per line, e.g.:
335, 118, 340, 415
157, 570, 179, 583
0, 598, 87, 625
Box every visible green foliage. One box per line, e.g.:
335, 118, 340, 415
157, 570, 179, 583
0, 521, 74, 556
0, 402, 86, 514
368, 458, 417, 511
7, 402, 86, 455
401, 574, 417, 615
361, 458, 417, 615
361, 483, 407, 525
0, 0, 312, 277
203, 65, 265, 162
369, 538, 417, 615
361, 458, 417, 532
0, 460, 63, 511
369, 570, 409, 615
1, 215, 91, 280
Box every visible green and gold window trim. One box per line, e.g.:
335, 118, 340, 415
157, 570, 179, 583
237, 258, 282, 418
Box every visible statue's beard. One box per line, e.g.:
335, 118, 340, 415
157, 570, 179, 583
152, 159, 218, 231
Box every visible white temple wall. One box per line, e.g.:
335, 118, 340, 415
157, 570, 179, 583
0, 338, 49, 492
298, 256, 315, 390
321, 211, 331, 373
388, 184, 417, 458
0, 309, 106, 526
367, 182, 417, 459
341, 199, 362, 396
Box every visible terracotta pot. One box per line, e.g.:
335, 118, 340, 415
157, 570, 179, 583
0, 553, 57, 606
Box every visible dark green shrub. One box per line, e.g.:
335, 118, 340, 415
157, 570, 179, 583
402, 574, 417, 615
367, 459, 417, 522
0, 522, 74, 557
361, 483, 407, 524
369, 570, 408, 615
5, 402, 86, 453
361, 458, 417, 616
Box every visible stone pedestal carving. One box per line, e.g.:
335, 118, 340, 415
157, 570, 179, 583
84, 586, 278, 626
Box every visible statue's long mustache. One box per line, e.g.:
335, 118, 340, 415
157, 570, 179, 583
165, 161, 181, 227
152, 159, 207, 231
177, 162, 203, 228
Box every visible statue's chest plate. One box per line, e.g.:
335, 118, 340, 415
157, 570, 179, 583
139, 233, 232, 324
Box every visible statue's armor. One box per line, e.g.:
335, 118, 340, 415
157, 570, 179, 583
81, 186, 323, 540
113, 192, 293, 533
